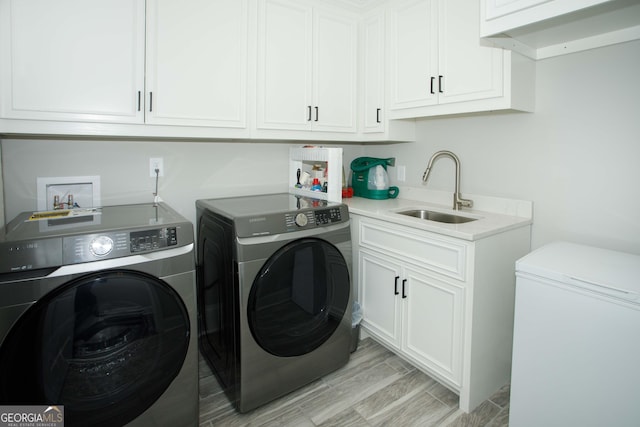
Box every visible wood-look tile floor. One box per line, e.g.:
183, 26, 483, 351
198, 338, 510, 426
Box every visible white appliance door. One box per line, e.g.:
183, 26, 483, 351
510, 242, 640, 427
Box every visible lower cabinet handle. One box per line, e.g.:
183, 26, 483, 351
149, 92, 153, 112
308, 105, 312, 121
315, 106, 319, 122
438, 75, 443, 93
402, 279, 407, 298
137, 91, 141, 111
394, 276, 400, 295
376, 108, 381, 123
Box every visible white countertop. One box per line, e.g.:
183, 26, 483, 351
343, 187, 533, 241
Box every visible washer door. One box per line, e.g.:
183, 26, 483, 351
248, 238, 350, 357
0, 270, 190, 427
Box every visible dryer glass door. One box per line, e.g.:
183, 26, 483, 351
197, 214, 236, 390
0, 270, 190, 427
248, 238, 350, 357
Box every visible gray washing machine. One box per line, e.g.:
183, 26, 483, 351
0, 203, 198, 427
196, 193, 352, 413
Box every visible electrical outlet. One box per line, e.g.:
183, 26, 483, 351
397, 165, 406, 182
150, 157, 164, 177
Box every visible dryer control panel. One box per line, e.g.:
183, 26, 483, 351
235, 205, 349, 237
284, 207, 344, 232
314, 207, 343, 225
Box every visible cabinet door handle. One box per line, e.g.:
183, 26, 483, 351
315, 106, 319, 122
438, 75, 443, 93
376, 108, 381, 123
308, 105, 312, 121
430, 76, 435, 94
149, 92, 153, 112
402, 279, 407, 298
137, 91, 141, 111
394, 276, 400, 295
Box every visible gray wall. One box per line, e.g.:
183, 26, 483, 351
1, 40, 639, 253
0, 139, 362, 226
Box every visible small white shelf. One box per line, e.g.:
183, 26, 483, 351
289, 146, 342, 202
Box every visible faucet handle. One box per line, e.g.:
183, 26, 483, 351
459, 198, 473, 208
454, 194, 473, 210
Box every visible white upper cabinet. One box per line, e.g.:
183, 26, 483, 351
314, 8, 358, 133
389, 0, 437, 110
256, 1, 312, 132
481, 0, 640, 60
484, 0, 552, 21
0, 0, 145, 123
361, 9, 385, 133
359, 4, 415, 142
256, 0, 357, 134
437, 0, 504, 105
388, 0, 534, 119
145, 0, 248, 127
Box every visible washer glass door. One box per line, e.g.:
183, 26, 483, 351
0, 270, 190, 427
248, 238, 350, 357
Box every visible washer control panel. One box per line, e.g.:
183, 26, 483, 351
130, 227, 178, 253
63, 227, 179, 263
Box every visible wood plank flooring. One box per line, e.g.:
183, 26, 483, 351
198, 338, 510, 426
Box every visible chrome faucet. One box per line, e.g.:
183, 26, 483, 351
422, 150, 473, 211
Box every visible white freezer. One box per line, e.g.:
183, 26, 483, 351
510, 241, 640, 427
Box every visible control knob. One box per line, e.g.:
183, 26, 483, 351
90, 235, 114, 256
294, 213, 308, 227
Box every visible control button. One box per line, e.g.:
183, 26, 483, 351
90, 236, 114, 257
294, 212, 308, 227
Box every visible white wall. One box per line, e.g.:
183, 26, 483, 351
363, 40, 640, 254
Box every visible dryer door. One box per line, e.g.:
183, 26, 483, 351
248, 238, 350, 357
0, 269, 190, 427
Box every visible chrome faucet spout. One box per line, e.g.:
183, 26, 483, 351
422, 150, 473, 211
422, 167, 432, 182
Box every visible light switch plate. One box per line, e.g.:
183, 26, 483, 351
397, 165, 406, 182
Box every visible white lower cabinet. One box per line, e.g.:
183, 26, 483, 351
352, 214, 531, 413
403, 265, 464, 386
360, 249, 464, 386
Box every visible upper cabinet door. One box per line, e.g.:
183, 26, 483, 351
0, 0, 145, 123
362, 10, 385, 133
256, 0, 313, 131
312, 8, 357, 133
484, 0, 551, 21
256, 0, 357, 134
145, 0, 248, 127
389, 0, 438, 110
388, 0, 532, 118
437, 0, 503, 105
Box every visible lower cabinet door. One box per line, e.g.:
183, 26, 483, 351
402, 266, 464, 386
359, 249, 402, 348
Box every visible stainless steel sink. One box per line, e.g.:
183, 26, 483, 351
398, 209, 477, 224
